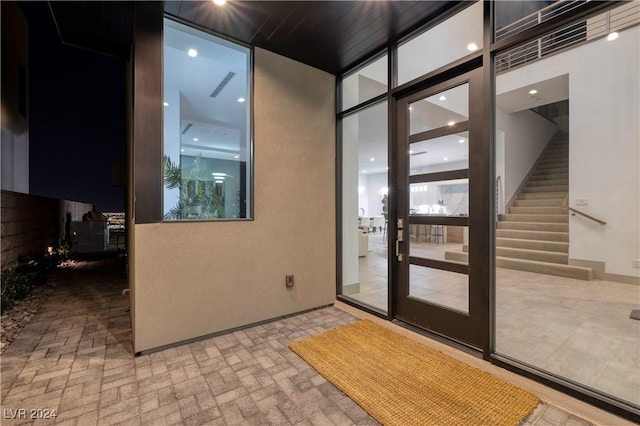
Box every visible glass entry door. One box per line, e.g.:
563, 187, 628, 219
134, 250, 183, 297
393, 69, 487, 349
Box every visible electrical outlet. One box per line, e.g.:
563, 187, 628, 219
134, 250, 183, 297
633, 260, 640, 269
575, 199, 588, 207
286, 275, 295, 288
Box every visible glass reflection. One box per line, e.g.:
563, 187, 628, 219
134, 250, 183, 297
409, 179, 469, 217
410, 84, 469, 134
341, 54, 388, 111
409, 265, 469, 313
409, 132, 469, 176
398, 1, 482, 85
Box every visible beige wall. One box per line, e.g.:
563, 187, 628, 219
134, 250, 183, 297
132, 48, 336, 352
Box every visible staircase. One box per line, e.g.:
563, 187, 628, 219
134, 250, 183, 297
446, 134, 593, 280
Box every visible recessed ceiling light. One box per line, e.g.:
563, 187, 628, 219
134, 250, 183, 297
188, 49, 198, 57
163, 102, 169, 107
448, 121, 455, 126
180, 149, 185, 152
467, 42, 479, 52
238, 97, 246, 103
370, 158, 375, 162
606, 32, 619, 41
529, 89, 538, 95
363, 170, 367, 174
234, 155, 239, 159
386, 166, 389, 170
439, 95, 447, 101
459, 139, 465, 144
193, 137, 199, 141
409, 106, 413, 111
213, 0, 226, 5
444, 157, 448, 161
409, 150, 414, 154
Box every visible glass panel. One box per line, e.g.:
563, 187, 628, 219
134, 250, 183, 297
409, 84, 469, 135
341, 54, 388, 111
495, 17, 640, 408
494, 1, 588, 42
341, 102, 388, 312
409, 132, 469, 175
496, 2, 640, 74
409, 265, 468, 313
409, 179, 469, 217
398, 1, 482, 86
163, 19, 251, 220
409, 225, 468, 264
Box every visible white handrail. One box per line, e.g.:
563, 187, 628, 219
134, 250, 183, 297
496, 0, 587, 40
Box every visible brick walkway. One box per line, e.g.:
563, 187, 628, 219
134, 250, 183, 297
1, 257, 593, 425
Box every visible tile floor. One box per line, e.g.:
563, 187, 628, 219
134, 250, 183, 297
1, 256, 597, 425
350, 232, 640, 407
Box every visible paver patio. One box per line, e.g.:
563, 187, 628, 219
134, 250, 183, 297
1, 256, 592, 425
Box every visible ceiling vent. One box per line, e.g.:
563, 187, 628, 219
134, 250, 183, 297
181, 123, 193, 134
210, 72, 236, 98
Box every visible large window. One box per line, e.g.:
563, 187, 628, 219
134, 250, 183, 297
340, 101, 389, 312
494, 3, 640, 409
163, 19, 252, 220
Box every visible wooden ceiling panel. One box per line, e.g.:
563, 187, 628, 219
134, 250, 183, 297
46, 0, 459, 74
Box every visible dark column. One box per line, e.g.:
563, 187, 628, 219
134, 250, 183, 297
132, 2, 163, 223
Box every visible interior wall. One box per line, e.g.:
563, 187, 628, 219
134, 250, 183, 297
133, 48, 336, 352
497, 27, 640, 278
496, 108, 558, 205
365, 172, 388, 218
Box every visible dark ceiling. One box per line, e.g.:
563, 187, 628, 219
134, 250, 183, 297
47, 1, 459, 75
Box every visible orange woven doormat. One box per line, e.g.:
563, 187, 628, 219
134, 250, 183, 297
289, 320, 539, 426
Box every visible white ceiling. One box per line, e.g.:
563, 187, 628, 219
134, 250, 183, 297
496, 74, 569, 113
164, 20, 249, 160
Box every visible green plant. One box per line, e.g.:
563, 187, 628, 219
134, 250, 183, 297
163, 154, 226, 220
1, 259, 44, 310
0, 241, 69, 310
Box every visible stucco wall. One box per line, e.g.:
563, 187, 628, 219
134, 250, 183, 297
132, 48, 336, 352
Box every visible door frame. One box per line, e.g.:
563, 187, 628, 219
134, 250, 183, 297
389, 66, 491, 354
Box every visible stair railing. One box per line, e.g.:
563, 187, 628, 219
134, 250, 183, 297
495, 1, 640, 74
562, 195, 607, 225
495, 0, 585, 42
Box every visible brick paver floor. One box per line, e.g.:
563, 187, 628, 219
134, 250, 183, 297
1, 256, 593, 425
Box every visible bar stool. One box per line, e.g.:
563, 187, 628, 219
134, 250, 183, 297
430, 225, 444, 244
410, 224, 428, 243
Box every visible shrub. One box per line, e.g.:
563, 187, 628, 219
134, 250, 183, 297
0, 241, 69, 311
